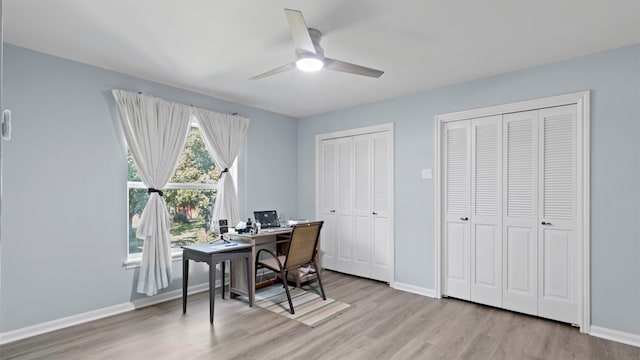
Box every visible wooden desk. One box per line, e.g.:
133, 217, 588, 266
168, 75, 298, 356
227, 229, 293, 304
182, 242, 253, 323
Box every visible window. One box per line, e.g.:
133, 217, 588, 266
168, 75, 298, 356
127, 125, 221, 259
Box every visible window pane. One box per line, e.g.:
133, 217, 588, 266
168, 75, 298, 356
170, 127, 220, 184
128, 188, 148, 254
166, 188, 216, 247
128, 188, 217, 255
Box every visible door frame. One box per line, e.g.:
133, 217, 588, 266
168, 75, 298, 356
315, 123, 395, 283
434, 91, 590, 332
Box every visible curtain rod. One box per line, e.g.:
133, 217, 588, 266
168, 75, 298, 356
130, 90, 243, 118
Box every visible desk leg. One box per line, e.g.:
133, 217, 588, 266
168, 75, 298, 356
183, 254, 189, 314
214, 260, 216, 324
221, 261, 226, 299
250, 241, 256, 304
246, 255, 253, 307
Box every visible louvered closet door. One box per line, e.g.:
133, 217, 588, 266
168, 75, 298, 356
334, 137, 356, 274
470, 116, 503, 307
320, 139, 338, 270
352, 134, 373, 278
502, 110, 539, 316
370, 131, 392, 282
537, 105, 578, 324
443, 120, 471, 300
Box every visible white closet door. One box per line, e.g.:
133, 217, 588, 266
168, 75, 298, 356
353, 134, 373, 278
370, 132, 392, 282
537, 105, 578, 324
502, 110, 538, 316
470, 115, 503, 307
335, 137, 356, 274
320, 139, 338, 270
443, 121, 471, 300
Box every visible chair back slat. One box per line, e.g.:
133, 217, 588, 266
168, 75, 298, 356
284, 221, 323, 269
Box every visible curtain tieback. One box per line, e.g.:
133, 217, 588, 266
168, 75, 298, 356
221, 168, 229, 174
148, 188, 164, 197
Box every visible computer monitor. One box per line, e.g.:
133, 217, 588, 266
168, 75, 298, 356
253, 210, 280, 228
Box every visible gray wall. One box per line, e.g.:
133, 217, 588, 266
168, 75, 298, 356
0, 45, 298, 332
297, 45, 640, 335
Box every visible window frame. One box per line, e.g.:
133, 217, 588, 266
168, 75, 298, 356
123, 122, 237, 268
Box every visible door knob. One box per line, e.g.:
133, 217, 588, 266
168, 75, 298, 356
372, 212, 378, 215
541, 221, 552, 225
329, 210, 336, 213
460, 217, 469, 221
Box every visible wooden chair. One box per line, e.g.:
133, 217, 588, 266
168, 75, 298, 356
255, 221, 326, 314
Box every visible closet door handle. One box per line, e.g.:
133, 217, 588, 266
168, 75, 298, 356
329, 210, 336, 213
372, 212, 378, 215
460, 217, 469, 221
541, 221, 552, 226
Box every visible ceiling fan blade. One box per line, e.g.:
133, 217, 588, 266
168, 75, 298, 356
324, 58, 384, 78
249, 62, 296, 80
284, 9, 316, 54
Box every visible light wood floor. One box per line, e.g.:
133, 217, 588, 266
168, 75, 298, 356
1, 271, 638, 359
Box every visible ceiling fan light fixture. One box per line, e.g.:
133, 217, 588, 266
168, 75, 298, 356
296, 56, 324, 72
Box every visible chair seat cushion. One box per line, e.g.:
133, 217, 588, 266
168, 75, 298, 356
258, 255, 286, 271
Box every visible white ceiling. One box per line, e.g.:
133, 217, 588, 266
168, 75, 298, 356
4, 0, 640, 118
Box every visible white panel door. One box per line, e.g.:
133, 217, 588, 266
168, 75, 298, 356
470, 115, 503, 307
502, 111, 538, 316
320, 139, 338, 270
537, 105, 578, 324
370, 132, 392, 282
353, 134, 372, 278
335, 137, 355, 274
443, 120, 471, 300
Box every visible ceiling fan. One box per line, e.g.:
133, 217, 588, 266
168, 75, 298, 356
250, 9, 384, 80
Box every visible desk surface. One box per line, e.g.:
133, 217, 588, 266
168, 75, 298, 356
182, 242, 252, 254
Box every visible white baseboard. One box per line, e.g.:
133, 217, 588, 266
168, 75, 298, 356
0, 283, 209, 346
590, 325, 640, 348
391, 281, 436, 298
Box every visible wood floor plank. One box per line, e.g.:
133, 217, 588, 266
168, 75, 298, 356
1, 271, 638, 359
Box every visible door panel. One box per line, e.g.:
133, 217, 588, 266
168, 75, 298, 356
353, 135, 372, 277
446, 222, 470, 300
502, 111, 538, 315
335, 138, 355, 273
470, 116, 502, 307
538, 105, 578, 324
503, 225, 537, 315
320, 140, 337, 269
371, 216, 391, 281
371, 132, 392, 282
472, 224, 501, 306
443, 121, 471, 300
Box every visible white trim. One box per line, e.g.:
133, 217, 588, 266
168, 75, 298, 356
315, 123, 394, 141
434, 91, 590, 331
590, 326, 640, 348
127, 181, 217, 190
315, 123, 395, 284
0, 283, 209, 346
123, 250, 184, 269
391, 282, 436, 298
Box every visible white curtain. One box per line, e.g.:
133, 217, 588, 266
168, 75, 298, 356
193, 109, 249, 232
112, 89, 192, 296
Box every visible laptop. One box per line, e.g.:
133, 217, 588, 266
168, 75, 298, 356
253, 210, 281, 228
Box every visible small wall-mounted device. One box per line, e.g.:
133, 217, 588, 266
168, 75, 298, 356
1, 109, 11, 141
